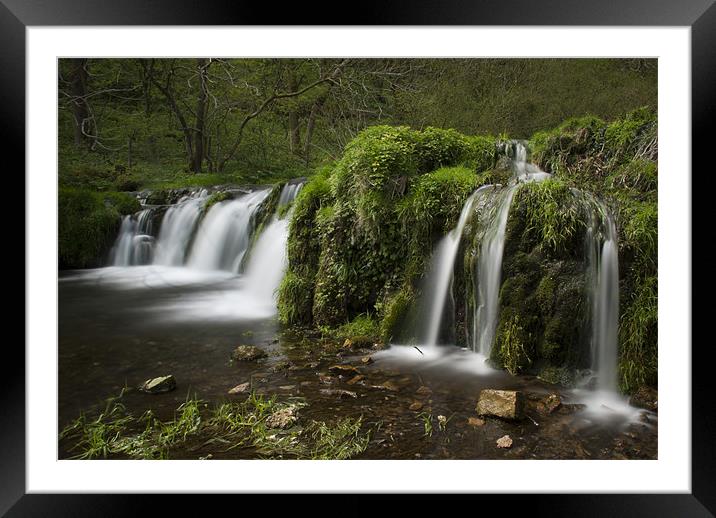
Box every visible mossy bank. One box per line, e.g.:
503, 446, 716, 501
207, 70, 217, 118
279, 109, 657, 394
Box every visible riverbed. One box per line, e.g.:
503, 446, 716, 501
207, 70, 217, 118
58, 266, 657, 460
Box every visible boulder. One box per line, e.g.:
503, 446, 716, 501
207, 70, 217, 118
629, 386, 658, 412
231, 345, 267, 362
138, 375, 176, 394
265, 405, 299, 429
228, 382, 250, 394
476, 389, 525, 420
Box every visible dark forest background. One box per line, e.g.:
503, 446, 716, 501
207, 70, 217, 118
58, 58, 657, 191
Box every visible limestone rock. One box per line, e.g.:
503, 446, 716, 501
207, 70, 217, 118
231, 345, 267, 362
138, 375, 176, 394
265, 406, 299, 429
496, 434, 513, 448
476, 389, 525, 420
228, 382, 250, 394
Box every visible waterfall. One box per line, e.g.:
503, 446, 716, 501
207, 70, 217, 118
243, 183, 303, 305
153, 190, 208, 266
187, 190, 270, 272
585, 200, 620, 393
471, 142, 551, 356
420, 187, 485, 346
110, 209, 155, 266
472, 186, 517, 356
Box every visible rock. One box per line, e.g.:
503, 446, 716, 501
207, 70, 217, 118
381, 380, 401, 392
496, 435, 513, 449
343, 336, 374, 350
361, 356, 374, 365
329, 364, 360, 376
265, 406, 298, 429
416, 386, 432, 396
346, 375, 365, 385
138, 375, 176, 394
279, 385, 296, 391
318, 374, 335, 385
231, 345, 267, 362
319, 388, 357, 399
467, 417, 485, 427
409, 401, 423, 411
476, 389, 525, 420
543, 393, 562, 414
227, 382, 250, 394
629, 386, 658, 412
270, 361, 293, 373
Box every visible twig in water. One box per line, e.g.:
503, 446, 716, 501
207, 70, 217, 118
526, 414, 539, 427
414, 346, 424, 356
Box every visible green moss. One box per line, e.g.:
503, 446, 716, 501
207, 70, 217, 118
494, 314, 533, 375
378, 288, 414, 342
277, 271, 314, 325
203, 191, 233, 211
512, 179, 586, 255
59, 188, 140, 269
335, 313, 380, 341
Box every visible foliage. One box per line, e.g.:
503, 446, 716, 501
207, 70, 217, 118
618, 275, 658, 392
58, 188, 140, 268
61, 391, 371, 460
512, 179, 586, 255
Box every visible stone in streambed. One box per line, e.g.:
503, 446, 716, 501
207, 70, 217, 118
265, 405, 299, 429
540, 393, 562, 414
476, 389, 525, 420
467, 417, 485, 427
329, 364, 360, 375
629, 386, 658, 412
409, 401, 423, 411
138, 375, 176, 394
496, 434, 513, 449
346, 375, 364, 385
228, 382, 250, 394
320, 388, 357, 399
231, 345, 267, 362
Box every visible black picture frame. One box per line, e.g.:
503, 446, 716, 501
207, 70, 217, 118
9, 0, 713, 514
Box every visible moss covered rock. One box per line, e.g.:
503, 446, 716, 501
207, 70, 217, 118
58, 188, 141, 269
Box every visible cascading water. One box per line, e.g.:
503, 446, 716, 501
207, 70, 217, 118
583, 198, 620, 394
153, 190, 208, 266
420, 188, 485, 346
243, 183, 303, 305
471, 142, 550, 356
110, 209, 155, 266
472, 186, 517, 356
187, 189, 270, 272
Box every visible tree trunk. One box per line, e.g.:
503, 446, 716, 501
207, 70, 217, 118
191, 58, 209, 174
68, 58, 93, 148
287, 70, 301, 155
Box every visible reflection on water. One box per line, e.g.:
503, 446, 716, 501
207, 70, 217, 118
59, 267, 656, 460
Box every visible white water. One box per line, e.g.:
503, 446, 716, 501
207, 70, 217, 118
472, 142, 551, 356
582, 197, 622, 406
110, 209, 155, 266
472, 186, 517, 356
420, 188, 485, 346
187, 189, 270, 272
153, 191, 208, 266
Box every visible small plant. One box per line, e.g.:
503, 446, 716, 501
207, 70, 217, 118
418, 412, 433, 437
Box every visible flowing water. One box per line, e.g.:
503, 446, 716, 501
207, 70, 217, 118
59, 170, 653, 459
